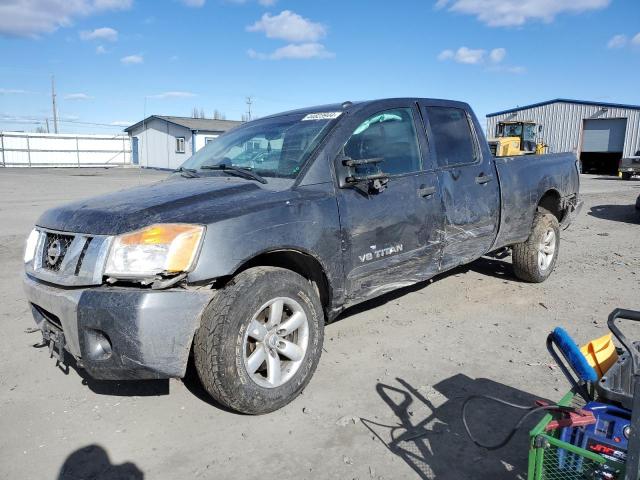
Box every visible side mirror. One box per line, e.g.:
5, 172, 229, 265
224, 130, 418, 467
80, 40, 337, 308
336, 155, 389, 193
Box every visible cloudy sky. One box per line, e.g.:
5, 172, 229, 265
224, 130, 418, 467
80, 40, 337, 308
0, 0, 639, 133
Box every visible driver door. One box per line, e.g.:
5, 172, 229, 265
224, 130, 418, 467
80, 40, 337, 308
335, 104, 444, 304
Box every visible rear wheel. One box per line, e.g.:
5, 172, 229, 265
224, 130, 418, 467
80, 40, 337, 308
194, 266, 324, 414
621, 172, 632, 180
512, 211, 560, 283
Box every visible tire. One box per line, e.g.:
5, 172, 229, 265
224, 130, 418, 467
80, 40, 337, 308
621, 172, 632, 180
512, 210, 560, 283
194, 266, 324, 414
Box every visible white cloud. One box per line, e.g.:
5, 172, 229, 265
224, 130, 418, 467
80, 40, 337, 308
439, 46, 523, 73
487, 65, 527, 74
64, 93, 93, 100
437, 49, 454, 61
80, 26, 118, 41
248, 43, 334, 60
489, 47, 506, 63
121, 54, 143, 64
148, 91, 196, 99
632, 32, 640, 46
0, 88, 31, 95
0, 0, 132, 38
247, 10, 326, 42
181, 0, 205, 6
111, 120, 133, 126
96, 45, 107, 54
607, 34, 627, 49
436, 0, 610, 27
438, 46, 486, 64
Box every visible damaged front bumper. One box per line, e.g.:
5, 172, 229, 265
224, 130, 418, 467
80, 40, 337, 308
23, 274, 213, 380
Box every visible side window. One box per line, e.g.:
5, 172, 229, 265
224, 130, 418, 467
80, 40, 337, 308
176, 137, 186, 153
426, 107, 476, 167
343, 108, 421, 176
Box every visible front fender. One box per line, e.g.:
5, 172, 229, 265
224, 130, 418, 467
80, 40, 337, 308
187, 183, 343, 294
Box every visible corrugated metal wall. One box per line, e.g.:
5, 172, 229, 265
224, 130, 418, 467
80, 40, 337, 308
487, 102, 640, 157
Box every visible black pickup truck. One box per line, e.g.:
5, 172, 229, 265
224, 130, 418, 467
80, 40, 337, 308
23, 98, 581, 414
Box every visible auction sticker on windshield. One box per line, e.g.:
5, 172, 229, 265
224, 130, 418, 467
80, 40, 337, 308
302, 112, 343, 121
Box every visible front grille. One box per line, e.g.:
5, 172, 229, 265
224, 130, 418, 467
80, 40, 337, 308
41, 233, 74, 272
27, 228, 110, 287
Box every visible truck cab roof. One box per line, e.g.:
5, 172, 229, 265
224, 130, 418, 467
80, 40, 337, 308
258, 98, 473, 120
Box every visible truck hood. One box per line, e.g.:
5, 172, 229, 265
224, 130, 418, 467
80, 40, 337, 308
36, 176, 291, 235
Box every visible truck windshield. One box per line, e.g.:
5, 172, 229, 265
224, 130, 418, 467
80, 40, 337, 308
181, 113, 338, 181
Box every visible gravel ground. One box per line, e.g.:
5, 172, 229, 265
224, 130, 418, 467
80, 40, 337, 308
0, 168, 639, 480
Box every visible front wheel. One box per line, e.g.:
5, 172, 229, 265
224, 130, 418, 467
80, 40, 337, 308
512, 211, 560, 283
194, 266, 324, 414
621, 172, 632, 180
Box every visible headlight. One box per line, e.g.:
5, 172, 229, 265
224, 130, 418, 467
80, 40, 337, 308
24, 229, 39, 263
105, 224, 205, 278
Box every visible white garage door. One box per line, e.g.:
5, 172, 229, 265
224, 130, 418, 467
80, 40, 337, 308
582, 118, 627, 152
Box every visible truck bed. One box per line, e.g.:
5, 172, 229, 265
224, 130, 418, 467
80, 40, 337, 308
491, 152, 580, 250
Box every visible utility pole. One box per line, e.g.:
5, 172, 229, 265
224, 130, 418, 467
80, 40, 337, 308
245, 96, 253, 121
51, 75, 59, 134
45, 118, 50, 133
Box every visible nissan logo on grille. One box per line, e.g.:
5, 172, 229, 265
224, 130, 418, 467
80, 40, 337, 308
46, 239, 65, 266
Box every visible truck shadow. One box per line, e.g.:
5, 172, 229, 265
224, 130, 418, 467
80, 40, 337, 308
62, 354, 169, 397
588, 204, 640, 224
361, 375, 547, 480
58, 444, 143, 480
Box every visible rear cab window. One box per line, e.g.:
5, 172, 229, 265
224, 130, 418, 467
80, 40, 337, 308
425, 107, 479, 168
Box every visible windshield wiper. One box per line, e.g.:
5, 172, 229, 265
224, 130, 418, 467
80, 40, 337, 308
173, 167, 200, 178
201, 164, 267, 184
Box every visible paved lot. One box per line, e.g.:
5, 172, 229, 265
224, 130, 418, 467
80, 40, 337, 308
1, 168, 639, 480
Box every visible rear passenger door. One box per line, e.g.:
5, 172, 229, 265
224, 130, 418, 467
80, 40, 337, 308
420, 103, 500, 270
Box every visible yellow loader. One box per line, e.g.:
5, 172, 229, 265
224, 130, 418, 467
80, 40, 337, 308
487, 121, 547, 157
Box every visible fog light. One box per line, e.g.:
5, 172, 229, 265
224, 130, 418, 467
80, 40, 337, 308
86, 329, 112, 360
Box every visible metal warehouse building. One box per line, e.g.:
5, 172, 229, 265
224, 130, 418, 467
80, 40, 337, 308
487, 99, 640, 175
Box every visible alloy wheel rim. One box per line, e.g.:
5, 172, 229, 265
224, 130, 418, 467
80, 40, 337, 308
538, 229, 556, 270
243, 297, 309, 389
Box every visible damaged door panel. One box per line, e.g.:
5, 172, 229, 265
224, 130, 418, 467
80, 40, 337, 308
420, 103, 500, 270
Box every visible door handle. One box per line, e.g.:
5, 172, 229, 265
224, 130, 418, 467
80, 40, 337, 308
475, 174, 494, 185
417, 185, 436, 198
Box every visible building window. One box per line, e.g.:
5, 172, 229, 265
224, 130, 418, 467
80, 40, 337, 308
205, 137, 215, 145
176, 137, 186, 153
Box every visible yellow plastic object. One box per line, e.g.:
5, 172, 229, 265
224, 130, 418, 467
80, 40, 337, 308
580, 333, 618, 378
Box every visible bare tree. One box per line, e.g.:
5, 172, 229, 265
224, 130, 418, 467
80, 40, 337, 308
191, 107, 206, 119
213, 109, 226, 120
35, 125, 48, 133
241, 113, 250, 122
